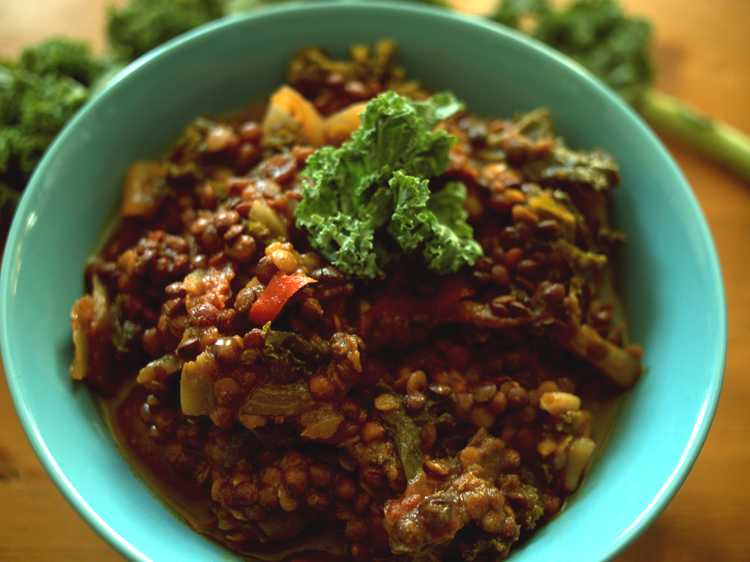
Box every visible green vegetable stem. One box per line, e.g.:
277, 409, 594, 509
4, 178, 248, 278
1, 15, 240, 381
637, 90, 750, 182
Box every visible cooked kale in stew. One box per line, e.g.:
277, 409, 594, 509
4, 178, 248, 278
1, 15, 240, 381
69, 41, 643, 561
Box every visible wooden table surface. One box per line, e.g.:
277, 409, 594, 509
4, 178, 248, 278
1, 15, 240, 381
1, 1, 749, 560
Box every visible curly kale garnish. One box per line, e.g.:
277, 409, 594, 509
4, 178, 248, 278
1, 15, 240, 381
295, 90, 483, 280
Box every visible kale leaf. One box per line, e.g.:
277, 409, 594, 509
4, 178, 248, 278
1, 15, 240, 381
1, 40, 101, 236
295, 90, 483, 280
15, 38, 105, 87
0, 1, 224, 239
107, 0, 224, 62
492, 0, 653, 105
261, 323, 326, 366
492, 0, 550, 30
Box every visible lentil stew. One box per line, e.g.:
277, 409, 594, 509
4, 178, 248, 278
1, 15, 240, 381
69, 41, 643, 562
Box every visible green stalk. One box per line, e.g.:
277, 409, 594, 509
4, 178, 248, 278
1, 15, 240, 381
637, 89, 750, 182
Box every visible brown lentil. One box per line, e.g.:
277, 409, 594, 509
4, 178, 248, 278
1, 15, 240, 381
235, 481, 259, 506
214, 337, 241, 363
488, 391, 508, 414
284, 468, 310, 496
213, 378, 240, 405
374, 394, 400, 412
305, 489, 332, 511
309, 374, 336, 400
505, 386, 529, 409
403, 391, 427, 411
177, 336, 201, 359
333, 477, 358, 501
309, 464, 335, 490
228, 235, 256, 262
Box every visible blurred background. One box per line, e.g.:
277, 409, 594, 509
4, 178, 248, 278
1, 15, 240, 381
1, 0, 748, 560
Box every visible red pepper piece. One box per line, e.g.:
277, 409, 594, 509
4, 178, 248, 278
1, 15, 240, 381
248, 271, 316, 325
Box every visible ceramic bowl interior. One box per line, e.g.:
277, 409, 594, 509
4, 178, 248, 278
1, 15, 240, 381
0, 3, 726, 562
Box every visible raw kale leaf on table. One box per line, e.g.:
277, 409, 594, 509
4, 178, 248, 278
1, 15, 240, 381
1, 39, 104, 233
492, 0, 652, 105
0, 0, 223, 237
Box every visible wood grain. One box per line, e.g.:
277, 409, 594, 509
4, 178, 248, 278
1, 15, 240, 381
1, 1, 749, 560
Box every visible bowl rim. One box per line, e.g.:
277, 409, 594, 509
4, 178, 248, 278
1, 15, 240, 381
1, 1, 727, 561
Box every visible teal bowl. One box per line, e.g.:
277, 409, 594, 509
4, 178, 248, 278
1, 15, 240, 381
0, 2, 726, 561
